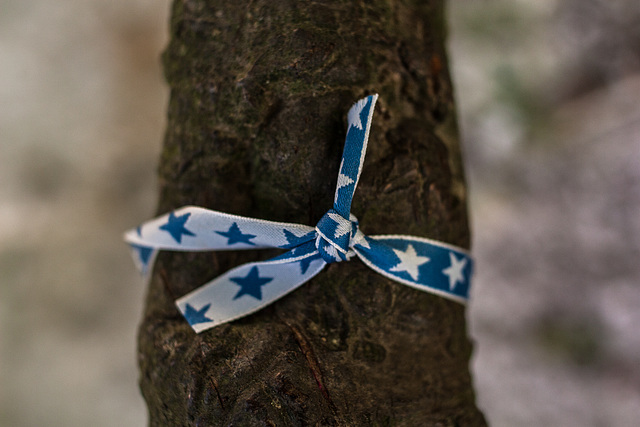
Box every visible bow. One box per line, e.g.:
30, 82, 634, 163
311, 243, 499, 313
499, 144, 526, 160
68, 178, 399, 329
125, 95, 473, 333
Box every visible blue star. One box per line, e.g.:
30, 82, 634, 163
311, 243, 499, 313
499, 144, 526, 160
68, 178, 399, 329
280, 228, 316, 249
183, 303, 212, 326
159, 212, 196, 243
216, 222, 256, 246
230, 266, 273, 300
131, 244, 153, 265
299, 253, 322, 274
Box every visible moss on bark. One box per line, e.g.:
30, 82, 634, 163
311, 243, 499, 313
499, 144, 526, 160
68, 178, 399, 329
138, 0, 487, 425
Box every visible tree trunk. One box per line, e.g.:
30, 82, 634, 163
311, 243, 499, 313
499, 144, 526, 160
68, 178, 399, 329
138, 0, 486, 425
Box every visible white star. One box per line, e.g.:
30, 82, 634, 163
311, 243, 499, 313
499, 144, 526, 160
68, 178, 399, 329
352, 230, 370, 249
336, 159, 354, 188
442, 252, 467, 290
324, 244, 341, 261
316, 236, 341, 261
389, 244, 430, 281
336, 171, 354, 189
347, 97, 368, 130
334, 159, 355, 204
327, 212, 351, 239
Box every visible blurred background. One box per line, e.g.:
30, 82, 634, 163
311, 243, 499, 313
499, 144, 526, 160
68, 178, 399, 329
1, 0, 638, 425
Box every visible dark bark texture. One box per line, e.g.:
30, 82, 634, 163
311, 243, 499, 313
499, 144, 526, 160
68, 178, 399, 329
139, 0, 486, 425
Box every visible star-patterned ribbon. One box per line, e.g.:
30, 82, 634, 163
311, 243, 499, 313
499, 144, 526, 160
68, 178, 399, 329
125, 95, 473, 333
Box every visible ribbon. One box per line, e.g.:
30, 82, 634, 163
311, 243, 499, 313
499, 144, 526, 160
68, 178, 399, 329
125, 95, 473, 333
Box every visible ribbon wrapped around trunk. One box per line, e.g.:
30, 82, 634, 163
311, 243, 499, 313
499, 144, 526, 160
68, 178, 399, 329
125, 95, 473, 333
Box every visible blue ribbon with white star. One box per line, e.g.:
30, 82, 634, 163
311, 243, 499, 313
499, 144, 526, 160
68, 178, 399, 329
125, 94, 473, 333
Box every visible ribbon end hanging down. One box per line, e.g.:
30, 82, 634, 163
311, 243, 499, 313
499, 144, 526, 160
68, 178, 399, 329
175, 243, 326, 333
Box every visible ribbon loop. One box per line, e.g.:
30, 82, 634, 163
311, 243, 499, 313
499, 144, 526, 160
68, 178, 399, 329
125, 94, 474, 333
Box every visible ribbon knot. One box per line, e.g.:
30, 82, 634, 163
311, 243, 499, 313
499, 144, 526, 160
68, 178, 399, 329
125, 94, 474, 333
315, 209, 359, 263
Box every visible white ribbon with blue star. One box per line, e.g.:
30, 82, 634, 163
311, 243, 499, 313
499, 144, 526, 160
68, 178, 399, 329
125, 94, 473, 333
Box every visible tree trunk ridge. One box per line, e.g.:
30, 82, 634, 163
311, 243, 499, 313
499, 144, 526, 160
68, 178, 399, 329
138, 0, 487, 425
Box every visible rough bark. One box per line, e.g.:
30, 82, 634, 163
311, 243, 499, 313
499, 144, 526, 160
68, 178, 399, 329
138, 0, 486, 425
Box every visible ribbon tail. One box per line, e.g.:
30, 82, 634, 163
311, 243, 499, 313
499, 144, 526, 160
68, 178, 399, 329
352, 234, 473, 304
175, 241, 326, 333
128, 243, 158, 277
333, 94, 378, 218
124, 205, 316, 252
